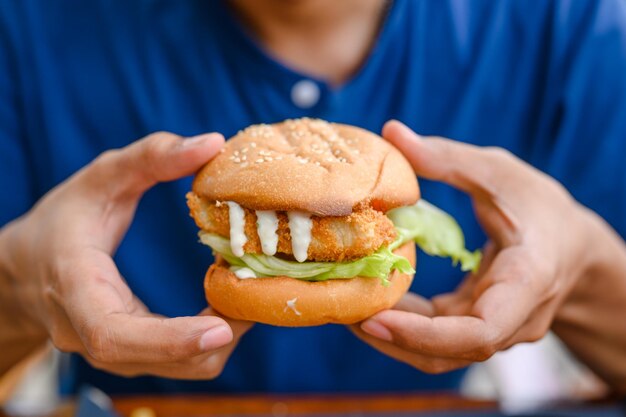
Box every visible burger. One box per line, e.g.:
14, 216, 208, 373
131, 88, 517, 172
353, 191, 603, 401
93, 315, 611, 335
187, 118, 479, 326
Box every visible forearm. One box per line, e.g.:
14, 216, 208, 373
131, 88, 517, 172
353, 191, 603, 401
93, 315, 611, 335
553, 208, 626, 395
0, 220, 47, 377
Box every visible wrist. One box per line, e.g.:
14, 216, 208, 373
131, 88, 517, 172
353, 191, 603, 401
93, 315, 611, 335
575, 206, 614, 281
556, 204, 621, 320
0, 219, 47, 340
573, 205, 603, 282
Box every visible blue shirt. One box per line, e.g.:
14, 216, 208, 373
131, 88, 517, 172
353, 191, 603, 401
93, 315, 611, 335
1, 0, 626, 395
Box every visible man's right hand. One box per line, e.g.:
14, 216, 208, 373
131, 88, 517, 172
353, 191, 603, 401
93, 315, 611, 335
0, 131, 253, 379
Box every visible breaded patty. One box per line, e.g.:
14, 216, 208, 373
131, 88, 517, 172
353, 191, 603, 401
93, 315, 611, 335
187, 193, 396, 262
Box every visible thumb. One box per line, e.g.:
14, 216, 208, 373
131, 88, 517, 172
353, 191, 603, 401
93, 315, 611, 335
90, 131, 225, 200
382, 120, 502, 198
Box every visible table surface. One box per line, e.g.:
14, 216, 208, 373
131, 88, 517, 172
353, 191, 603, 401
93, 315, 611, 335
0, 393, 497, 417
112, 393, 496, 416
3, 394, 621, 417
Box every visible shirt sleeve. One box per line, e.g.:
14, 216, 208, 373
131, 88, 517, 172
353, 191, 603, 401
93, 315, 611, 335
533, 0, 626, 238
0, 4, 36, 227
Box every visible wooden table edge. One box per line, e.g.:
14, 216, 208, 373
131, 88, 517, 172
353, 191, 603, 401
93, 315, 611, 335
112, 392, 497, 416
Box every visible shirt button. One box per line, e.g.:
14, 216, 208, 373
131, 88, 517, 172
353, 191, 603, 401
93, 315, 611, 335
291, 80, 320, 108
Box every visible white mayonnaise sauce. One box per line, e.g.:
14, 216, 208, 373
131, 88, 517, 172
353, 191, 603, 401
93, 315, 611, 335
284, 297, 302, 316
233, 267, 257, 279
255, 210, 279, 256
287, 211, 312, 262
227, 201, 247, 257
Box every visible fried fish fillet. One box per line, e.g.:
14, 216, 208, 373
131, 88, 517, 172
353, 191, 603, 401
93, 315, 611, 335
187, 193, 396, 262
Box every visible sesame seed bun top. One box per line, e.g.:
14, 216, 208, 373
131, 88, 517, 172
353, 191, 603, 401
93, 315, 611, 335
192, 118, 419, 216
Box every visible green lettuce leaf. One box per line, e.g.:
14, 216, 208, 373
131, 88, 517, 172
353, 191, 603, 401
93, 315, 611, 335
198, 199, 480, 283
387, 200, 481, 273
199, 232, 414, 285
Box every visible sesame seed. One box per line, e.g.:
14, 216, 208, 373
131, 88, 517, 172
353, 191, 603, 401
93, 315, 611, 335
215, 201, 223, 207
251, 143, 257, 148
234, 157, 241, 163
315, 161, 321, 166
256, 158, 264, 163
240, 162, 248, 168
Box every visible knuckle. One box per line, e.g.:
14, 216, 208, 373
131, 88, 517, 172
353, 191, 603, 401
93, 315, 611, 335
137, 133, 178, 182
140, 137, 163, 167
544, 277, 562, 301
473, 343, 498, 362
391, 331, 418, 352
90, 149, 121, 176
84, 323, 116, 363
484, 146, 513, 162
144, 130, 179, 142
141, 131, 180, 158
527, 321, 551, 343
526, 329, 545, 343
201, 355, 227, 380
472, 330, 501, 361
421, 360, 455, 375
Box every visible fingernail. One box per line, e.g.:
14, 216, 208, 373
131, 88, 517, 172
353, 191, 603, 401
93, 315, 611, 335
199, 325, 232, 351
361, 319, 393, 342
182, 133, 219, 148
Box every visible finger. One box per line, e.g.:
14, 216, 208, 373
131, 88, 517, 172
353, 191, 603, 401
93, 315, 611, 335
382, 120, 507, 198
361, 250, 536, 361
80, 311, 233, 364
349, 325, 471, 374
89, 131, 225, 200
504, 298, 558, 346
431, 240, 500, 314
87, 311, 255, 380
63, 253, 234, 364
432, 292, 473, 316
392, 292, 435, 316
384, 121, 524, 246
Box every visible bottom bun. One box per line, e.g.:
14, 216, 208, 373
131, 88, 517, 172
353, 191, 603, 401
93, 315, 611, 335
204, 242, 416, 327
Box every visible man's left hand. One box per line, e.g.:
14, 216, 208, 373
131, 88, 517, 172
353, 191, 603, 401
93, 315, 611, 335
351, 121, 593, 373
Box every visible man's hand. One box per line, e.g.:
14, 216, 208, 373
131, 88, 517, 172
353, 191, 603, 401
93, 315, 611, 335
351, 120, 593, 373
0, 132, 253, 379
